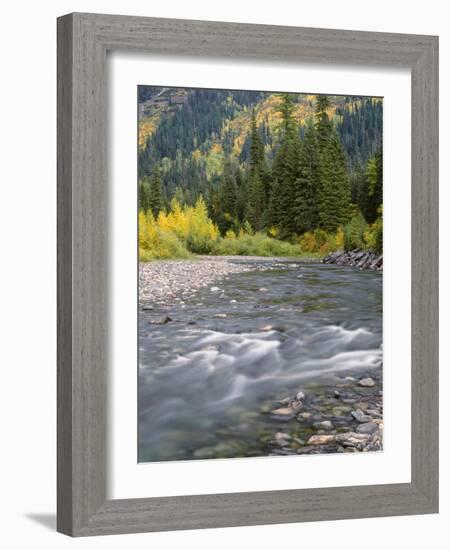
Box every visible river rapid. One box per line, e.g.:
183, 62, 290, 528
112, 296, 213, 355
138, 259, 382, 462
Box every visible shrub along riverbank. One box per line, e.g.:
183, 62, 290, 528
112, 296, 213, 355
139, 197, 382, 261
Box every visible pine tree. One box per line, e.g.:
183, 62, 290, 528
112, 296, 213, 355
294, 121, 320, 233
217, 157, 238, 234
247, 108, 270, 229
248, 171, 266, 231
361, 148, 383, 223
139, 179, 151, 212
234, 167, 247, 224
271, 94, 301, 238
314, 95, 351, 232
148, 167, 163, 218
318, 132, 352, 231
315, 95, 333, 150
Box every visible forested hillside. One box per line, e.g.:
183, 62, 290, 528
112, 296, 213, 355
138, 87, 383, 259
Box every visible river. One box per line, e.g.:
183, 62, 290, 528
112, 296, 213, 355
138, 259, 383, 462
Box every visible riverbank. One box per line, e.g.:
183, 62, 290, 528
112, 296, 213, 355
139, 251, 381, 305
139, 256, 315, 305
323, 249, 383, 271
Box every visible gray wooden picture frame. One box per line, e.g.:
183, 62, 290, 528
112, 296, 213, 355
57, 12, 439, 537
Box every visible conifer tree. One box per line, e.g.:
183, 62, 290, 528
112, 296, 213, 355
294, 121, 320, 233
271, 94, 301, 237
217, 157, 238, 233
234, 167, 247, 224
318, 132, 352, 231
148, 167, 163, 218
314, 95, 351, 232
361, 148, 383, 223
315, 95, 333, 149
247, 108, 270, 229
248, 171, 266, 231
139, 179, 151, 212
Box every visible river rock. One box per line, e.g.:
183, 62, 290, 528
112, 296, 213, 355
275, 432, 292, 441
210, 286, 221, 292
335, 432, 371, 450
307, 434, 335, 445
213, 313, 227, 319
313, 420, 335, 431
358, 377, 375, 387
351, 409, 373, 423
149, 315, 172, 325
296, 391, 305, 401
356, 422, 379, 434
322, 250, 382, 272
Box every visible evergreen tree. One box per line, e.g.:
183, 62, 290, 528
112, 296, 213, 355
234, 167, 247, 224
361, 148, 383, 223
318, 132, 352, 231
247, 108, 270, 229
314, 95, 351, 232
148, 167, 163, 218
217, 157, 238, 233
248, 171, 266, 231
315, 95, 333, 149
294, 121, 320, 233
271, 94, 301, 237
139, 179, 151, 212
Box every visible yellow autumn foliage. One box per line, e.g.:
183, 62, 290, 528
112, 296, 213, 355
139, 197, 220, 259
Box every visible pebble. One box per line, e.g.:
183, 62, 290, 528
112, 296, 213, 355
358, 377, 375, 387
139, 258, 260, 305
264, 374, 383, 455
356, 422, 379, 434
149, 315, 172, 325
275, 432, 292, 441
313, 420, 335, 431
351, 409, 373, 423
307, 434, 335, 445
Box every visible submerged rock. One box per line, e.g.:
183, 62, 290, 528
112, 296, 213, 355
313, 420, 335, 431
149, 315, 172, 325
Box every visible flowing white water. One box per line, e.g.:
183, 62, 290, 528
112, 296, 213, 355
138, 260, 382, 461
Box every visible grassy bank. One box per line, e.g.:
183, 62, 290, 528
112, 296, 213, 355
139, 198, 382, 261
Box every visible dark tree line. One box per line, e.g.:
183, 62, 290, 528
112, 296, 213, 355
139, 90, 382, 238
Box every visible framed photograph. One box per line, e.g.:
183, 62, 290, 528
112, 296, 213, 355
57, 13, 438, 536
